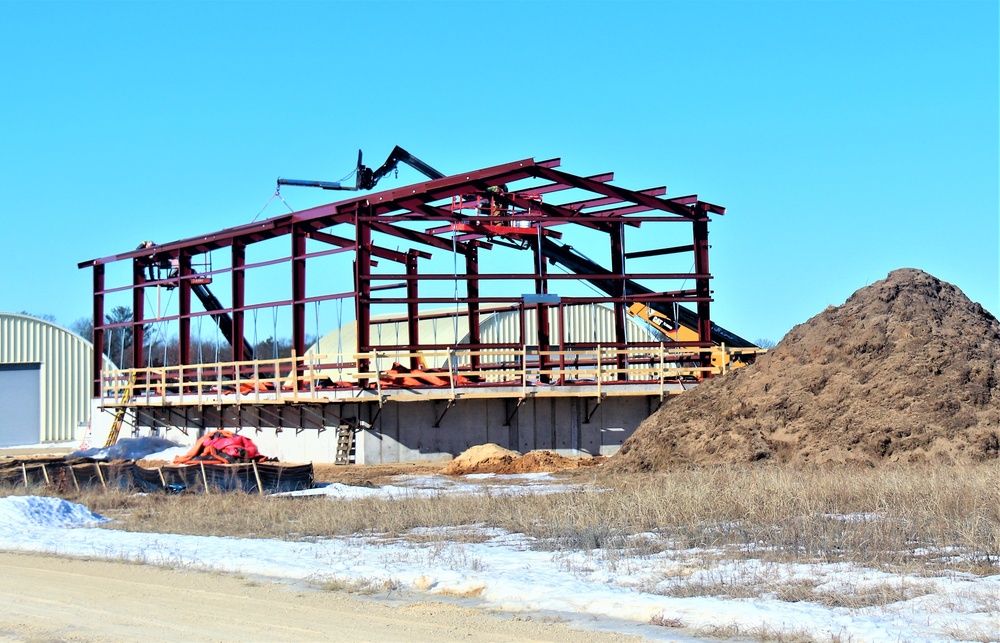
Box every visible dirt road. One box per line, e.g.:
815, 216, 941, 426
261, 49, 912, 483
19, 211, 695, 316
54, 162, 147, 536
0, 552, 645, 642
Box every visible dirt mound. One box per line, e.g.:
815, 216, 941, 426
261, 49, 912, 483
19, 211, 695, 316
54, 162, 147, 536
440, 444, 520, 475
442, 444, 605, 475
612, 269, 1000, 470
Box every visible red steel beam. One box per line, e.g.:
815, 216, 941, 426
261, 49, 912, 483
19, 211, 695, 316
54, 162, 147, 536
693, 217, 712, 367
527, 166, 704, 219
291, 223, 307, 358
466, 246, 481, 371
406, 250, 420, 370
131, 259, 144, 370
557, 186, 666, 211
512, 172, 614, 198
92, 264, 105, 396
232, 242, 247, 362
179, 251, 192, 366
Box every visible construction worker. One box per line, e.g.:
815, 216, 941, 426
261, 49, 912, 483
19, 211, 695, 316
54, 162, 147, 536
137, 241, 157, 280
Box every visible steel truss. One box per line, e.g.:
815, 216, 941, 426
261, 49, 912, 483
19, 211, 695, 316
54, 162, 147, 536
80, 156, 741, 397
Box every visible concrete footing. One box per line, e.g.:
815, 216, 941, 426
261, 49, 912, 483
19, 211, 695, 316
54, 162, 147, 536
97, 395, 661, 464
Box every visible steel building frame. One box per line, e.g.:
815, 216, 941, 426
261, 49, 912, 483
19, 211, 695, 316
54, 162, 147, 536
79, 156, 728, 398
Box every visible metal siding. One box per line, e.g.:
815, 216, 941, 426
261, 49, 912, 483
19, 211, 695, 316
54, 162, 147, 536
0, 314, 96, 443
306, 304, 659, 376
0, 364, 41, 447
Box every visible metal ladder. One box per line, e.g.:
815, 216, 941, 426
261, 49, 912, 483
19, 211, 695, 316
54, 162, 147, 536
334, 424, 355, 465
103, 372, 136, 448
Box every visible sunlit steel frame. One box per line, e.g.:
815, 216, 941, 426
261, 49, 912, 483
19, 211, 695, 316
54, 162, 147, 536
79, 157, 723, 396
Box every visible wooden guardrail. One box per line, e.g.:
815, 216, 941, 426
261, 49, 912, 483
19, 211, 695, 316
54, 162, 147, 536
99, 344, 767, 407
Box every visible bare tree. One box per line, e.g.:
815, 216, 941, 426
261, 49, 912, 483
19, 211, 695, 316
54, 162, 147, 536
19, 311, 57, 324
70, 317, 94, 342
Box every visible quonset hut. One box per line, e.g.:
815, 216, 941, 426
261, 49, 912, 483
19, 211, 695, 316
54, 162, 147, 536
0, 313, 101, 447
78, 155, 759, 464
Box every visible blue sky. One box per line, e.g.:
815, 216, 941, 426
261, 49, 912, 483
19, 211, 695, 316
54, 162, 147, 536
1, 0, 996, 344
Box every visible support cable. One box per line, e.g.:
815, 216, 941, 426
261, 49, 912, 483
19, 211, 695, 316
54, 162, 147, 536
251, 188, 297, 223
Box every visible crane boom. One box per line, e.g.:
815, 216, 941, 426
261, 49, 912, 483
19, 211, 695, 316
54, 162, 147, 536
277, 146, 444, 193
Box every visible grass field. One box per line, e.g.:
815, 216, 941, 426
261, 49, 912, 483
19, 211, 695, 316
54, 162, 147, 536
11, 463, 995, 575
3, 462, 998, 641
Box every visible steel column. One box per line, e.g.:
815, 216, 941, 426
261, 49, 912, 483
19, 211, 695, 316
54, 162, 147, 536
532, 237, 551, 382
355, 208, 372, 380
693, 215, 713, 369
610, 223, 627, 378
291, 224, 307, 358
465, 246, 481, 372
231, 242, 246, 362
131, 259, 145, 370
406, 250, 421, 369
92, 264, 105, 396
177, 252, 191, 366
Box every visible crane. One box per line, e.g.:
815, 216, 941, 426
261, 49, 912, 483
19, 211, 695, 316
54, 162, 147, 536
277, 146, 444, 192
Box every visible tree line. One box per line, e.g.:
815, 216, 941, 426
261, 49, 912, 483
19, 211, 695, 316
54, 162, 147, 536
67, 307, 302, 368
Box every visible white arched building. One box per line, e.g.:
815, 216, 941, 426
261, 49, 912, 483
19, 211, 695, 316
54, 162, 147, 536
307, 303, 661, 376
0, 313, 103, 447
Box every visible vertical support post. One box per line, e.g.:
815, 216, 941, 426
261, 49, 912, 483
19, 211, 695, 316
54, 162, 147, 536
532, 239, 550, 383
406, 250, 421, 370
131, 260, 145, 371
465, 245, 480, 372
92, 264, 105, 397
355, 207, 372, 382
693, 212, 713, 372
291, 223, 307, 359
232, 241, 246, 362
178, 251, 192, 367
610, 223, 627, 380
557, 302, 566, 385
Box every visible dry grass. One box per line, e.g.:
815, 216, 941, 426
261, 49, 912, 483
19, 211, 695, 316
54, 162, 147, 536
696, 623, 856, 643
3, 464, 997, 574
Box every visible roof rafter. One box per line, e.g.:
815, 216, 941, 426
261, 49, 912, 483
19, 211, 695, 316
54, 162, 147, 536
526, 166, 706, 220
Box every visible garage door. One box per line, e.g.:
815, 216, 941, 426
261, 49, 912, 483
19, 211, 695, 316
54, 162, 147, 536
0, 363, 41, 447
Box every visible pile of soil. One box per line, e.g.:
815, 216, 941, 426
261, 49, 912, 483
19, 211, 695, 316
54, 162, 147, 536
612, 269, 1000, 470
441, 444, 605, 475
440, 444, 521, 475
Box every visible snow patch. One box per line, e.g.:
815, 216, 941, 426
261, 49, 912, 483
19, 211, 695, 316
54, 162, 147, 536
0, 496, 109, 530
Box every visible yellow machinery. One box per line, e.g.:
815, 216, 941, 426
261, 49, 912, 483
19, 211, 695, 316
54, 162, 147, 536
626, 303, 754, 370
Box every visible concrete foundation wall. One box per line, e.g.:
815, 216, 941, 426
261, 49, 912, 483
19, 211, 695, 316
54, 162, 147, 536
121, 396, 659, 464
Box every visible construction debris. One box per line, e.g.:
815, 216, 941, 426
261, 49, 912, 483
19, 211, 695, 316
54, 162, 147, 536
1, 456, 313, 494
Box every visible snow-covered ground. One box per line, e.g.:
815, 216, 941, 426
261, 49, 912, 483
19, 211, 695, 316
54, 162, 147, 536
0, 478, 996, 642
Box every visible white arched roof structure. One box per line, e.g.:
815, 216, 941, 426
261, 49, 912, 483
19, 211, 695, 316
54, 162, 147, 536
307, 303, 660, 376
0, 313, 108, 445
